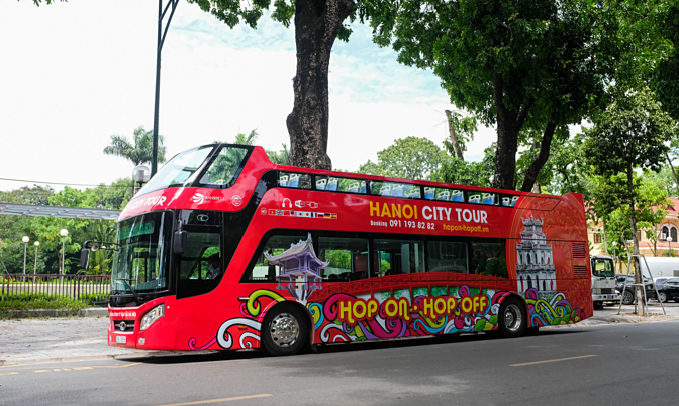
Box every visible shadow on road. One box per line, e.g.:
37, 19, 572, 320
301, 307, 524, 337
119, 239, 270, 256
121, 327, 586, 365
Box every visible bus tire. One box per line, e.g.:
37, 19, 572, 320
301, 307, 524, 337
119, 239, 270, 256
261, 304, 307, 356
498, 296, 526, 338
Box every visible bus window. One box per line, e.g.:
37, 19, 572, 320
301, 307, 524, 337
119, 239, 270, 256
318, 235, 369, 281
427, 240, 468, 273
178, 233, 221, 280
371, 181, 419, 199
279, 172, 311, 189
373, 238, 425, 276
470, 240, 507, 278
315, 176, 367, 194
249, 234, 308, 281
197, 146, 250, 188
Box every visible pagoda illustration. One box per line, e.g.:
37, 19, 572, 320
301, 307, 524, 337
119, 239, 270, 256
266, 233, 327, 303
516, 215, 557, 294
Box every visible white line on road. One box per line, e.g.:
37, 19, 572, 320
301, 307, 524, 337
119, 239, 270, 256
153, 394, 273, 406
510, 354, 597, 367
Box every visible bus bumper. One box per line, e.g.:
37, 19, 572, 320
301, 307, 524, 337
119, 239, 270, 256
108, 296, 176, 351
592, 293, 620, 302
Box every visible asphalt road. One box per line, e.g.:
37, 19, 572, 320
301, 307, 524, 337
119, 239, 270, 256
2, 320, 679, 406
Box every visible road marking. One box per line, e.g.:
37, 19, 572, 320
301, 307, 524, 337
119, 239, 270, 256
34, 370, 51, 373
510, 355, 597, 367
154, 394, 273, 406
0, 372, 18, 376
94, 362, 142, 369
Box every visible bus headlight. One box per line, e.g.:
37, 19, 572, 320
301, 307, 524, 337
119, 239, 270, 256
139, 304, 165, 331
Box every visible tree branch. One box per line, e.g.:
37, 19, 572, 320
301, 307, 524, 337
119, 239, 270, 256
520, 121, 558, 192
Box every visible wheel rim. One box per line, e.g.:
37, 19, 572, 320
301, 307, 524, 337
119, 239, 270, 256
503, 304, 522, 332
623, 291, 634, 304
269, 313, 299, 348
660, 292, 666, 302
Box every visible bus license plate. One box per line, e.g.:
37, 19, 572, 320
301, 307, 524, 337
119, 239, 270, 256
116, 336, 126, 344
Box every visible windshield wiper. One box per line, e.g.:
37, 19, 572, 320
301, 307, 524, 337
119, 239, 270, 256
114, 278, 141, 302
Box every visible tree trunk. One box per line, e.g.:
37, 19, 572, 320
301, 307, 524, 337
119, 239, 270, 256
627, 163, 645, 316
521, 121, 558, 192
286, 0, 355, 170
666, 151, 679, 191
491, 71, 534, 190
445, 110, 465, 160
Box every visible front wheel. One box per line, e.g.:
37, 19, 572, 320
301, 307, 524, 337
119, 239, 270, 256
498, 297, 526, 338
261, 305, 308, 356
621, 290, 635, 305
658, 291, 668, 303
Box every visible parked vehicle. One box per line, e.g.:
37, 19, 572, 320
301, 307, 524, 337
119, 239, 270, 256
591, 255, 620, 309
639, 258, 679, 279
615, 274, 657, 305
658, 277, 679, 303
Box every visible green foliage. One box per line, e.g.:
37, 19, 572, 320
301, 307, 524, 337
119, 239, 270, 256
0, 296, 88, 317
363, 0, 628, 189
584, 88, 675, 178
358, 136, 447, 180
267, 144, 290, 165
103, 126, 166, 167
433, 144, 495, 188
326, 250, 351, 269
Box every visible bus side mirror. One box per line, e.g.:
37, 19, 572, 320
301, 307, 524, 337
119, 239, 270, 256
80, 249, 90, 270
174, 231, 187, 255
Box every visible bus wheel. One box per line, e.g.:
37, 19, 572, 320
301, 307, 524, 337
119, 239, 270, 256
262, 305, 307, 356
499, 297, 526, 338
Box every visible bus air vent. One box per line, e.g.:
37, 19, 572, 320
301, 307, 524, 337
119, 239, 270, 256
572, 243, 586, 259
573, 265, 588, 277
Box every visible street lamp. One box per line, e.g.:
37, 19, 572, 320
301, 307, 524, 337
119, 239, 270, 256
22, 236, 29, 282
60, 229, 68, 275
132, 164, 151, 196
33, 241, 39, 275
668, 236, 673, 257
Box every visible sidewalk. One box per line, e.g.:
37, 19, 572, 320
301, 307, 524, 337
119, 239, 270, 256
2, 303, 678, 367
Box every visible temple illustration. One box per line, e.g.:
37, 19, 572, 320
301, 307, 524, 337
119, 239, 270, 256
516, 215, 557, 294
266, 234, 327, 303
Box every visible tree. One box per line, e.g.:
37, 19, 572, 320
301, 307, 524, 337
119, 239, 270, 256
103, 126, 167, 167
434, 144, 495, 188
189, 0, 356, 170
358, 136, 447, 180
584, 87, 676, 315
364, 0, 634, 191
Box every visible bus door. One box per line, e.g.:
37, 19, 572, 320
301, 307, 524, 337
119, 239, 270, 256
174, 210, 224, 348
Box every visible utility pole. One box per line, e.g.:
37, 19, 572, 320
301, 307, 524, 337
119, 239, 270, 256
152, 0, 179, 176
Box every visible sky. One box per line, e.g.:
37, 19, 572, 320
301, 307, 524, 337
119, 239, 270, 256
0, 0, 497, 193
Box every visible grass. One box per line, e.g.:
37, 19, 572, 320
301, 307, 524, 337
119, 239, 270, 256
0, 296, 89, 319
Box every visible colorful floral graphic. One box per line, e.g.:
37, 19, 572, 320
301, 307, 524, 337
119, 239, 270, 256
524, 288, 584, 327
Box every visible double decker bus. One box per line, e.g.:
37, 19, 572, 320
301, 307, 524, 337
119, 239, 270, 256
101, 144, 592, 356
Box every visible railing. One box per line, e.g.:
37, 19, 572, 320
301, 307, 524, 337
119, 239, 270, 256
0, 274, 111, 304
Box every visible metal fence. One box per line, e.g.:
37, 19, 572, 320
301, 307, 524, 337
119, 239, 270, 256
0, 274, 110, 304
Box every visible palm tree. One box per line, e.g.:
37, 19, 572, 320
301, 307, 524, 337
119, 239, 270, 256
103, 126, 167, 166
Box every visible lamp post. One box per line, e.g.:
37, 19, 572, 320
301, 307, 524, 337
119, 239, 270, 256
612, 241, 617, 272
132, 165, 151, 196
668, 236, 674, 257
60, 229, 68, 276
33, 241, 39, 275
22, 236, 29, 282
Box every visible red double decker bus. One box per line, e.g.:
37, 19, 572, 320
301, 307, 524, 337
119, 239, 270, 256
103, 144, 592, 356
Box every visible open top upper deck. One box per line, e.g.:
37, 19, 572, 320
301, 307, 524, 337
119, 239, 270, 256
120, 144, 573, 222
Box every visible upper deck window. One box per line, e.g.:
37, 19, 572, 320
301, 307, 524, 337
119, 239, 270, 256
137, 146, 215, 195
370, 181, 420, 199
196, 146, 251, 188
315, 175, 367, 194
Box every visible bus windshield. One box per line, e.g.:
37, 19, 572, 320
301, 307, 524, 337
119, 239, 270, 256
136, 145, 216, 196
592, 258, 614, 278
111, 212, 172, 293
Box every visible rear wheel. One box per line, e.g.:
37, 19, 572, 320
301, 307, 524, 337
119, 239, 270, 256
622, 290, 635, 305
499, 297, 526, 338
261, 305, 307, 356
658, 291, 668, 303
593, 301, 604, 310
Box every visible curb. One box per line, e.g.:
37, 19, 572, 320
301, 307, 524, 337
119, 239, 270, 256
0, 308, 108, 319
